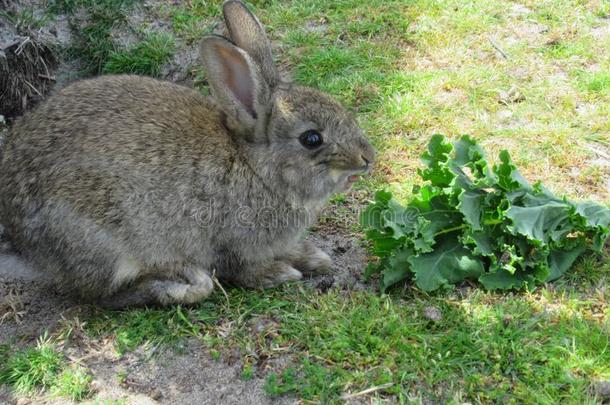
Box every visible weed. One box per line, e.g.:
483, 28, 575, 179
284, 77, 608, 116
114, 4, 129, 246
87, 305, 199, 354
578, 71, 610, 96
241, 364, 254, 381
0, 338, 92, 400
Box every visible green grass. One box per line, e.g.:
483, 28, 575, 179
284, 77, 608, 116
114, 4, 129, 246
169, 0, 220, 44
103, 32, 175, 76
0, 339, 63, 393
2, 0, 609, 403
265, 287, 609, 403
0, 337, 91, 400
63, 1, 132, 75
578, 71, 610, 96
50, 0, 174, 75
50, 366, 93, 400
0, 7, 48, 32
86, 304, 205, 354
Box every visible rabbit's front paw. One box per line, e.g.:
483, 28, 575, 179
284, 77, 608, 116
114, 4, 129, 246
283, 240, 332, 276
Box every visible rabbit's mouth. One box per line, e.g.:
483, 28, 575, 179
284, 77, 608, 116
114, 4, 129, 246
329, 167, 369, 192
339, 174, 362, 191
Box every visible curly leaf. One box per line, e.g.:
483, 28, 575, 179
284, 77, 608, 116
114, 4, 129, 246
451, 135, 498, 186
381, 247, 414, 292
419, 134, 454, 187
493, 150, 531, 192
546, 244, 587, 281
360, 134, 609, 293
408, 237, 484, 291
458, 188, 486, 230
506, 201, 572, 243
574, 201, 610, 229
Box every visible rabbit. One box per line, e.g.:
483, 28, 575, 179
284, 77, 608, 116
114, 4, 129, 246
0, 0, 375, 308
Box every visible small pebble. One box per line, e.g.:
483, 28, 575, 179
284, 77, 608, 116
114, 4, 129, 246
423, 306, 442, 322
149, 388, 163, 400
333, 245, 347, 254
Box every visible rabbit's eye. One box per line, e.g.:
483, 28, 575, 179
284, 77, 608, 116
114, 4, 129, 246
299, 130, 323, 149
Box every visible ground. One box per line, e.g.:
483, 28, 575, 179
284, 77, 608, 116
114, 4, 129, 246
0, 0, 609, 404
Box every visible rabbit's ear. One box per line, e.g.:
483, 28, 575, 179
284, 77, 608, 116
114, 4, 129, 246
200, 36, 269, 134
223, 0, 279, 87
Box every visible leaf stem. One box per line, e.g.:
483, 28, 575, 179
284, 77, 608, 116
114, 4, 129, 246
483, 219, 503, 225
433, 224, 468, 237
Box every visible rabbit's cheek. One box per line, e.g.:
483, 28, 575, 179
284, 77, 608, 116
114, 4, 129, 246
329, 168, 343, 183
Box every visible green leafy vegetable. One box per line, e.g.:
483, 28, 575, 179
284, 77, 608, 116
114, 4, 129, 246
361, 134, 609, 292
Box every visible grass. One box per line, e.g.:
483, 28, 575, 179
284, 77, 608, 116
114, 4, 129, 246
168, 0, 220, 44
72, 251, 609, 403
0, 336, 91, 400
50, 366, 92, 400
0, 7, 48, 32
103, 32, 175, 76
1, 0, 609, 403
48, 0, 175, 75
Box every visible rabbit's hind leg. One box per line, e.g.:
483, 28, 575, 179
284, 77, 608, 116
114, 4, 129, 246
281, 240, 332, 276
101, 266, 214, 309
233, 260, 302, 289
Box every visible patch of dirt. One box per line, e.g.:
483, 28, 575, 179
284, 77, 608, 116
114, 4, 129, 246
432, 86, 468, 107
0, 254, 78, 346
306, 232, 371, 292
0, 338, 295, 404
590, 20, 610, 41
84, 341, 293, 405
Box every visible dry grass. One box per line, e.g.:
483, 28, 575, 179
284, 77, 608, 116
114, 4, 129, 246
0, 4, 59, 119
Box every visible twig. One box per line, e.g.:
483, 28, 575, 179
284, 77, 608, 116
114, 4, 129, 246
23, 79, 42, 96
211, 269, 230, 307
488, 37, 508, 59
15, 36, 31, 56
38, 74, 56, 81
340, 382, 394, 400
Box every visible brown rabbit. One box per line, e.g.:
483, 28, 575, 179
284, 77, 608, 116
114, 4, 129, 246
0, 0, 375, 308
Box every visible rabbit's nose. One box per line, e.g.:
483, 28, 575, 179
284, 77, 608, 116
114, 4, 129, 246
356, 153, 373, 172
360, 140, 376, 167
361, 154, 370, 169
